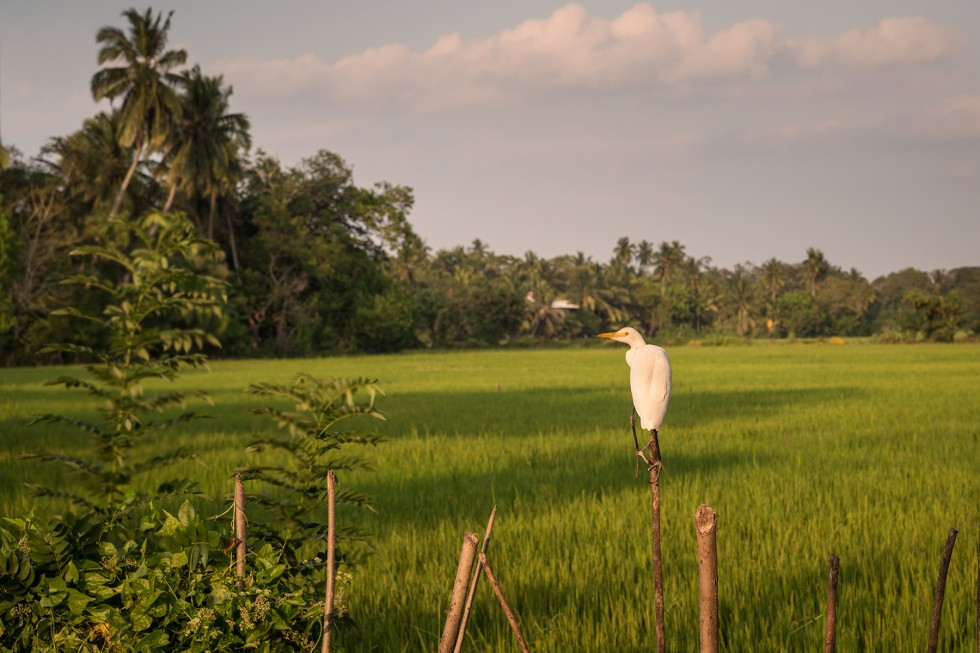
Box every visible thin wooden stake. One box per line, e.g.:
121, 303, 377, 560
454, 506, 498, 653
648, 428, 666, 653
976, 523, 979, 653
696, 504, 719, 653
321, 470, 337, 653
927, 528, 958, 653
480, 552, 531, 653
824, 554, 840, 653
234, 473, 247, 590
439, 532, 479, 653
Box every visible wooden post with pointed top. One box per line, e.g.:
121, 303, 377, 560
696, 504, 719, 653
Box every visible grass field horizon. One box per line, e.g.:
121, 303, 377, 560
2, 343, 979, 651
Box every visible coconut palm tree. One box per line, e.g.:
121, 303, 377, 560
757, 258, 786, 303
636, 239, 654, 276
91, 8, 187, 218
652, 240, 686, 298
571, 259, 629, 325
803, 247, 830, 297
162, 66, 251, 250
41, 112, 135, 213
683, 255, 716, 331
613, 236, 635, 270
728, 268, 758, 337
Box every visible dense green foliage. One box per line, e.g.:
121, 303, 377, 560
0, 212, 378, 651
2, 345, 978, 651
1, 9, 977, 365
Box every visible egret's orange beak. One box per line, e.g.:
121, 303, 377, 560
597, 331, 626, 339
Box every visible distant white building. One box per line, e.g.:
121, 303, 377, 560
525, 291, 580, 311
550, 299, 580, 310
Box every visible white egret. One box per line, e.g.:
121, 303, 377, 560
598, 327, 671, 468
599, 326, 671, 652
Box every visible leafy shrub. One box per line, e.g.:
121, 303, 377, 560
1, 211, 382, 651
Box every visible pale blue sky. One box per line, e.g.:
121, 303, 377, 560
2, 1, 978, 278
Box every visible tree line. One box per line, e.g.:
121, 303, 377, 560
1, 8, 977, 365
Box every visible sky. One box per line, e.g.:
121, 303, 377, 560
2, 1, 978, 280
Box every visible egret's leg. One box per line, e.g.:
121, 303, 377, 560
630, 408, 651, 477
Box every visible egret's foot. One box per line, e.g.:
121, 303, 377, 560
634, 448, 651, 479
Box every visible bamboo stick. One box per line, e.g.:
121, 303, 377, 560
439, 532, 479, 653
321, 470, 337, 653
696, 504, 719, 653
454, 506, 498, 653
480, 552, 531, 653
234, 473, 247, 590
824, 554, 840, 653
927, 528, 958, 653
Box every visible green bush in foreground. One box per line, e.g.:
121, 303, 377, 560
0, 502, 324, 652
0, 212, 380, 651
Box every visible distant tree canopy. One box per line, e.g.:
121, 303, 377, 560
0, 8, 976, 364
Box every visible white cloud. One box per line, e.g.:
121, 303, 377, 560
215, 5, 958, 112
921, 94, 980, 139
790, 17, 957, 71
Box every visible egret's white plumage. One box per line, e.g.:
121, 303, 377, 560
598, 327, 671, 431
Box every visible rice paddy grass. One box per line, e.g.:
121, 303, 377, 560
1, 342, 978, 651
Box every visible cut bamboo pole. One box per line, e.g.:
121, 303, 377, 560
454, 506, 498, 653
696, 504, 719, 653
439, 532, 479, 653
234, 473, 247, 590
927, 528, 958, 653
824, 554, 840, 653
321, 470, 337, 653
648, 428, 666, 653
480, 552, 531, 653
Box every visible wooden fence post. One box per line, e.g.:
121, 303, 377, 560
234, 473, 247, 590
646, 428, 666, 653
927, 528, 958, 653
321, 470, 337, 653
439, 532, 479, 653
824, 554, 840, 653
696, 504, 719, 653
455, 507, 498, 653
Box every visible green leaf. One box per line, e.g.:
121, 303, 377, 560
48, 576, 68, 593
67, 588, 94, 615
131, 610, 153, 632
177, 500, 196, 525
169, 551, 188, 568
261, 563, 285, 582
64, 560, 79, 584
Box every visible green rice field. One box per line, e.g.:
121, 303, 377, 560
1, 343, 979, 651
